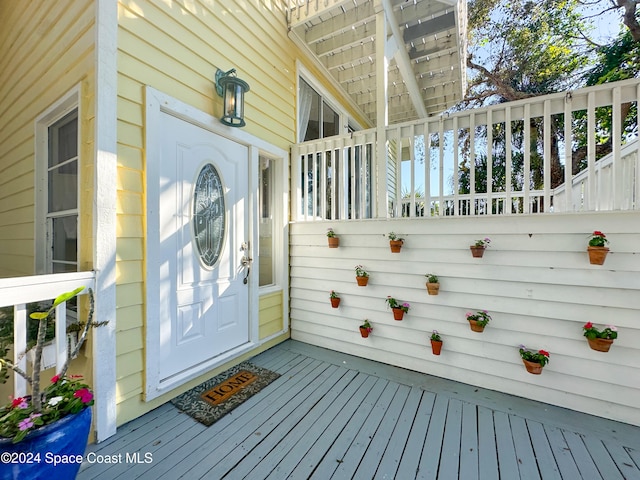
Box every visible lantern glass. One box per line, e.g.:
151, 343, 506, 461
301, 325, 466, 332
216, 69, 250, 127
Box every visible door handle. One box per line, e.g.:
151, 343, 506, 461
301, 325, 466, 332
241, 254, 252, 284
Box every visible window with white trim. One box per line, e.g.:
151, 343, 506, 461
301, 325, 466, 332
298, 78, 340, 142
47, 110, 79, 273
258, 156, 275, 287
297, 74, 371, 220
36, 91, 80, 274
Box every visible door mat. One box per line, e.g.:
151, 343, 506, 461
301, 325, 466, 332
170, 362, 280, 426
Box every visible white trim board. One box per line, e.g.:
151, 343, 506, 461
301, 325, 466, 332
93, 0, 118, 443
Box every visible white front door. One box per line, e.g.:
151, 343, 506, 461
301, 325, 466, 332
158, 112, 250, 382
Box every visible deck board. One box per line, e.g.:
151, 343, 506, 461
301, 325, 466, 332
438, 397, 463, 479
329, 381, 400, 479
544, 425, 583, 479
605, 442, 640, 480
459, 401, 479, 480
267, 374, 379, 480
563, 430, 604, 479
527, 420, 562, 480
582, 436, 625, 480
510, 415, 541, 480
78, 340, 640, 480
374, 387, 422, 479
237, 369, 363, 479
477, 406, 499, 480
395, 391, 435, 479
185, 362, 342, 478
359, 384, 411, 479
306, 377, 389, 479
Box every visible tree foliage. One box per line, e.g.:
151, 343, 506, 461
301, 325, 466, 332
465, 0, 592, 107
457, 0, 639, 198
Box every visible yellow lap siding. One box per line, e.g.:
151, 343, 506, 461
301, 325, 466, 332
259, 290, 285, 340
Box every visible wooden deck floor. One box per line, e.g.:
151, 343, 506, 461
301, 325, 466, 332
78, 340, 640, 479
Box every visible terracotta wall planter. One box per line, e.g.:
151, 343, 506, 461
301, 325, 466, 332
431, 340, 443, 355
426, 282, 440, 295
470, 246, 485, 258
468, 319, 485, 332
328, 237, 339, 248
356, 276, 369, 286
522, 359, 544, 374
587, 337, 614, 352
359, 327, 370, 338
389, 240, 403, 253
587, 246, 609, 265
392, 308, 405, 320
330, 297, 340, 308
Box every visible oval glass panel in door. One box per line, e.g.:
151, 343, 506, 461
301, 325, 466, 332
193, 163, 226, 267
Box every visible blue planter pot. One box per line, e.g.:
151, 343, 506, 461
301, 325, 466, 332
0, 407, 91, 480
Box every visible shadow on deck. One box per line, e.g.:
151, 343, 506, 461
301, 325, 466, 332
78, 340, 640, 479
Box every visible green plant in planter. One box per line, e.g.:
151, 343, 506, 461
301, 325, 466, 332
466, 310, 491, 327
430, 330, 442, 341
326, 227, 336, 238
360, 319, 373, 334
582, 322, 617, 340
388, 232, 402, 241
425, 274, 438, 283
355, 265, 369, 277
474, 237, 491, 247
385, 297, 410, 313
0, 288, 106, 443
518, 345, 550, 366
587, 231, 608, 247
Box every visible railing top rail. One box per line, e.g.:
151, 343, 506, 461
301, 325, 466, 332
292, 131, 377, 151
0, 271, 96, 307
384, 77, 640, 134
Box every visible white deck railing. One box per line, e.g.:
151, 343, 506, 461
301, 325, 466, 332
553, 138, 639, 212
292, 78, 640, 220
0, 271, 96, 397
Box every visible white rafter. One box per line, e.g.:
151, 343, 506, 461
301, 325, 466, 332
288, 0, 467, 125
381, 0, 427, 119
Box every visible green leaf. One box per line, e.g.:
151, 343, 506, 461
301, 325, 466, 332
52, 287, 85, 308
29, 312, 49, 320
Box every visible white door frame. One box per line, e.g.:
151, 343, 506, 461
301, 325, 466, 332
144, 87, 287, 400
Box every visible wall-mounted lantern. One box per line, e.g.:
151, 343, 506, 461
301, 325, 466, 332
215, 68, 250, 127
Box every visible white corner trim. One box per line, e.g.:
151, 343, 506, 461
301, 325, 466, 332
93, 0, 118, 443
